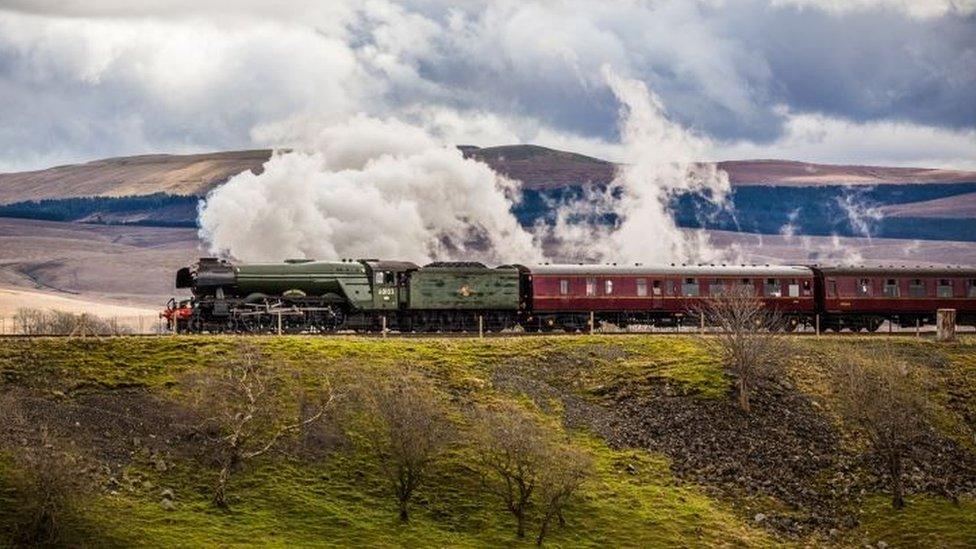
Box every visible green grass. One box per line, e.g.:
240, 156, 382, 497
1, 334, 974, 547
848, 495, 976, 548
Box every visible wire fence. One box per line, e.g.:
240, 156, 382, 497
0, 309, 971, 338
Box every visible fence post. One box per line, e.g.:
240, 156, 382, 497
815, 314, 820, 337
382, 315, 387, 338
478, 315, 484, 338
277, 312, 282, 336
915, 317, 920, 338
589, 311, 594, 335
937, 309, 956, 342
699, 312, 705, 335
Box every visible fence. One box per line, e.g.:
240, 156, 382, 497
0, 309, 971, 337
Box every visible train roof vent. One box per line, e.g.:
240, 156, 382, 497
284, 258, 314, 264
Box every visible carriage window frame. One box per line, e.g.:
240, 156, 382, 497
788, 279, 800, 298
883, 278, 900, 298
636, 278, 648, 297
937, 279, 953, 298
908, 278, 925, 297
682, 277, 699, 297
585, 277, 596, 297
559, 279, 570, 295
827, 279, 837, 297
739, 278, 755, 296
605, 279, 614, 295
856, 278, 871, 296
652, 280, 662, 296
969, 279, 976, 298
709, 278, 725, 297
764, 278, 781, 297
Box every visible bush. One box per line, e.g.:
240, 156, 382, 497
13, 308, 131, 336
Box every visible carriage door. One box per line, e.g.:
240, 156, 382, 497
651, 279, 663, 308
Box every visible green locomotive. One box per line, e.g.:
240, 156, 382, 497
168, 258, 525, 333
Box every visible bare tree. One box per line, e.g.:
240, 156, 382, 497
352, 367, 454, 522
183, 343, 334, 508
12, 308, 130, 336
833, 349, 931, 509
13, 308, 45, 335
698, 286, 790, 413
474, 402, 591, 543
535, 444, 591, 546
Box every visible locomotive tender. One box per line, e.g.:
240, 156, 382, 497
164, 258, 976, 333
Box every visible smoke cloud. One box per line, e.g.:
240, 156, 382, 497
539, 68, 731, 264
198, 116, 543, 264
198, 70, 733, 266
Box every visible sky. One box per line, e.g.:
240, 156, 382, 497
0, 0, 974, 172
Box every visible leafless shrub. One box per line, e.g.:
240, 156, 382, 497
534, 444, 591, 546
348, 367, 454, 522
697, 286, 791, 413
12, 308, 131, 336
13, 307, 45, 336
832, 348, 932, 509
181, 343, 334, 508
0, 390, 93, 546
474, 402, 592, 544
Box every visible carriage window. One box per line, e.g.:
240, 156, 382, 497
636, 278, 648, 297
559, 279, 569, 295
802, 280, 811, 295
969, 279, 976, 298
652, 280, 662, 296
605, 279, 614, 295
764, 278, 781, 297
710, 279, 725, 296
827, 279, 837, 297
586, 277, 596, 296
682, 278, 699, 297
908, 279, 925, 297
788, 279, 800, 298
937, 279, 953, 298
883, 279, 900, 298
374, 271, 384, 285
740, 278, 755, 295
856, 278, 871, 296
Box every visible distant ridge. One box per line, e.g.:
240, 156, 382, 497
1, 144, 974, 205
0, 149, 271, 204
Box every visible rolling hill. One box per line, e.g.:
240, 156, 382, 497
3, 145, 975, 204
0, 144, 974, 241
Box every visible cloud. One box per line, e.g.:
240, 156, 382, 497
715, 110, 976, 169
771, 0, 976, 19
0, 0, 973, 172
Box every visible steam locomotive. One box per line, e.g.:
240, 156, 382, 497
163, 257, 976, 333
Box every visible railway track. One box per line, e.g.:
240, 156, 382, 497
0, 327, 971, 339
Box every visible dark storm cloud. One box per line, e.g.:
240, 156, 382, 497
0, 0, 972, 171
721, 3, 976, 133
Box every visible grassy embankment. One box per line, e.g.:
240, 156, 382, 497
0, 335, 973, 547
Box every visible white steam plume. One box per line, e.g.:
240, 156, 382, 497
540, 67, 731, 264
198, 116, 543, 264
199, 69, 731, 266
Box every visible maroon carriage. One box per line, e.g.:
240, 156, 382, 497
816, 266, 976, 331
522, 264, 816, 332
